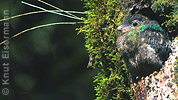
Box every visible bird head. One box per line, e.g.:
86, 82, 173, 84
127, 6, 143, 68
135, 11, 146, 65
117, 14, 147, 32
117, 14, 166, 35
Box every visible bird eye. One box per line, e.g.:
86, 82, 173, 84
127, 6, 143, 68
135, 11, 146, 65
132, 21, 142, 27
132, 22, 138, 26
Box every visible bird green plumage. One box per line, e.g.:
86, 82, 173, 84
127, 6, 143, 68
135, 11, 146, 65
117, 14, 171, 82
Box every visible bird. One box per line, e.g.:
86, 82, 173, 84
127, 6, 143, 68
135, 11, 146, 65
116, 14, 171, 82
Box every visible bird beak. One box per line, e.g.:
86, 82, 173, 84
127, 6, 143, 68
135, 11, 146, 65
117, 25, 124, 31
117, 25, 131, 31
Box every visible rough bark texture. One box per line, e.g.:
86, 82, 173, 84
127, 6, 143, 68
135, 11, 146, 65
132, 36, 178, 100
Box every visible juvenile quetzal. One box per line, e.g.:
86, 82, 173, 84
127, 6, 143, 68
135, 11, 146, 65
117, 14, 171, 82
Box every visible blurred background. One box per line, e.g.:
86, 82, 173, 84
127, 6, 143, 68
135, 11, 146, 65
0, 0, 96, 100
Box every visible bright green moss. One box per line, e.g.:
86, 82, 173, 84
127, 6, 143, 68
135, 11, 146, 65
152, 0, 178, 33
78, 0, 178, 99
78, 0, 132, 99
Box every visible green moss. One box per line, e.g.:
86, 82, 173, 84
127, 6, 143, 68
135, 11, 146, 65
78, 0, 178, 99
152, 0, 178, 33
78, 0, 132, 99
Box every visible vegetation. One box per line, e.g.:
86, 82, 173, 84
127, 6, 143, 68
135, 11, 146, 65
78, 0, 178, 99
152, 0, 178, 33
0, 0, 177, 99
78, 0, 132, 99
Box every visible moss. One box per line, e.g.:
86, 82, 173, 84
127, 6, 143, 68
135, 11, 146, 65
78, 0, 178, 99
152, 0, 178, 33
78, 0, 132, 99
